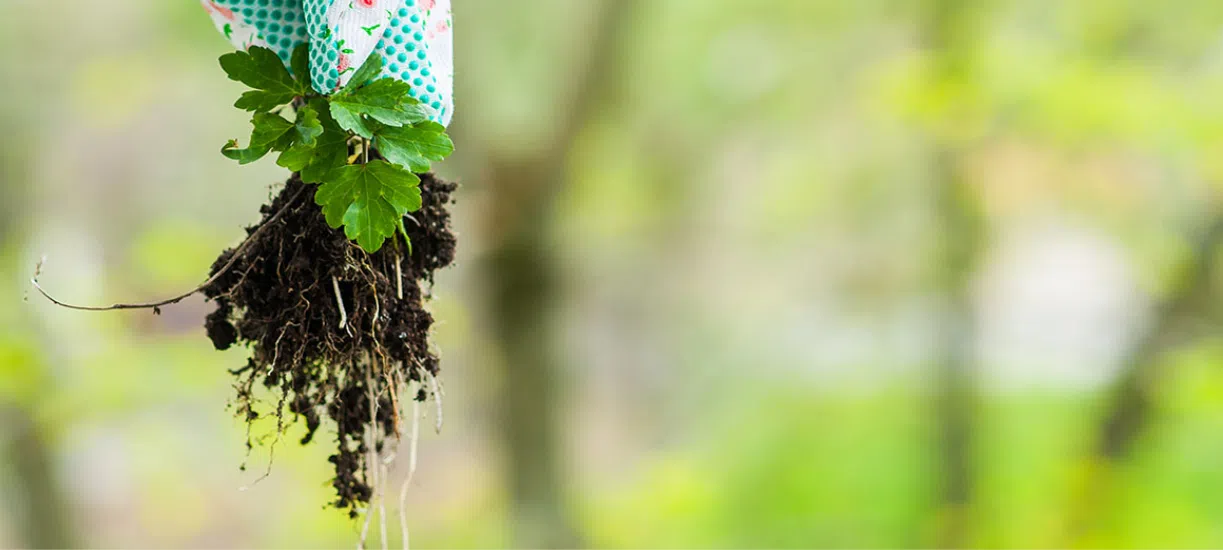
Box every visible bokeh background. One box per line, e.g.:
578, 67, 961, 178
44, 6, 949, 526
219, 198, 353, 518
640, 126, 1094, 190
4, 0, 1223, 547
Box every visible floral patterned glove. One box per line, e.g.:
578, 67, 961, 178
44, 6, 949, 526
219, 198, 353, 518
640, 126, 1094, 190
201, 0, 453, 126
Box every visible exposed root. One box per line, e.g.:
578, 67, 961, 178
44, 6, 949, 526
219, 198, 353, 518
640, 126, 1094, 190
30, 186, 306, 312
379, 459, 389, 550
33, 164, 456, 539
395, 254, 404, 300
399, 397, 421, 550
334, 275, 349, 330
238, 429, 281, 492
427, 369, 444, 435
204, 169, 458, 517
359, 356, 380, 550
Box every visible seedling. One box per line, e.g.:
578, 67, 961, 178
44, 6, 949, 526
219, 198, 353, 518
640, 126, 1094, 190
33, 43, 459, 537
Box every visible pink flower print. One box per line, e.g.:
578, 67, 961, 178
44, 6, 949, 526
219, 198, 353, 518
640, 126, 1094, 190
427, 18, 449, 39
338, 54, 351, 76
355, 0, 377, 8
420, 0, 436, 10
204, 0, 237, 21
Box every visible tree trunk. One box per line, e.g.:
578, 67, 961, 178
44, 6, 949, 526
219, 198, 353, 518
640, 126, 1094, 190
924, 1, 985, 546
930, 148, 983, 549
476, 2, 639, 547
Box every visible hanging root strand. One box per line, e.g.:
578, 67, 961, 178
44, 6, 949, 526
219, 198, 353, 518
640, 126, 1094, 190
427, 369, 444, 435
31, 186, 306, 312
399, 396, 421, 550
334, 275, 349, 330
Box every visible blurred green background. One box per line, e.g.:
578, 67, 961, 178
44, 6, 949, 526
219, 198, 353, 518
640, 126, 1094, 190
5, 0, 1223, 547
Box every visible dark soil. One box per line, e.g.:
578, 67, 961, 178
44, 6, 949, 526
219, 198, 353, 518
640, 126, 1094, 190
203, 166, 457, 517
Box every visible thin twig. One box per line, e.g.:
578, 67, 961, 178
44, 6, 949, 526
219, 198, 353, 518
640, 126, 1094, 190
333, 275, 349, 330
399, 397, 421, 550
31, 187, 307, 312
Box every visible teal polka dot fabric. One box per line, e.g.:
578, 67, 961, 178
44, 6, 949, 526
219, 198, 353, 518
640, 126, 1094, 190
378, 1, 450, 120
201, 0, 453, 126
202, 0, 306, 67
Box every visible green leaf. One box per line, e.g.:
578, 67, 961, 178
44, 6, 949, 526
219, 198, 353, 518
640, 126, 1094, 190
276, 141, 315, 172
220, 46, 305, 111
222, 112, 294, 164
330, 80, 429, 137
234, 90, 295, 112
291, 43, 311, 91
330, 102, 377, 138
277, 102, 350, 182
278, 131, 348, 181
315, 160, 422, 252
294, 105, 324, 145
356, 79, 430, 124
220, 46, 299, 92
340, 53, 384, 94
300, 135, 350, 183
373, 121, 455, 173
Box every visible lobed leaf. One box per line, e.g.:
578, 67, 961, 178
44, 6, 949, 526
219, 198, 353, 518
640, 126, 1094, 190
373, 121, 455, 173
277, 101, 350, 182
330, 78, 428, 137
340, 53, 384, 95
235, 90, 297, 112
294, 105, 324, 145
291, 43, 312, 92
222, 112, 294, 164
329, 102, 377, 138
220, 46, 306, 112
314, 160, 422, 253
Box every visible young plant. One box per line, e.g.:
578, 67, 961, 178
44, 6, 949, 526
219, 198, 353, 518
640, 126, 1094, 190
219, 44, 454, 253
30, 43, 460, 534
206, 44, 459, 524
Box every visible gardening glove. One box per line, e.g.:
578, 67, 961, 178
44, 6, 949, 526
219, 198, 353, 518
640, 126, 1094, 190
200, 0, 454, 126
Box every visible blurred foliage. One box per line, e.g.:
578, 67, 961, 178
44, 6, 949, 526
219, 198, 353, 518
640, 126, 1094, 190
4, 0, 1223, 548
